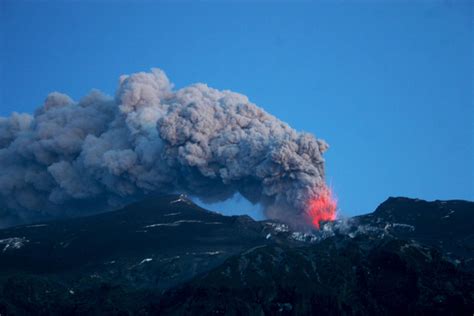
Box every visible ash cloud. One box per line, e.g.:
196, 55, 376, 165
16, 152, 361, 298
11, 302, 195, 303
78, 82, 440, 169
0, 68, 329, 228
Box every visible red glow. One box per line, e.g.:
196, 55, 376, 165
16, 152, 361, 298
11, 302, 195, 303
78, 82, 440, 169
306, 186, 337, 229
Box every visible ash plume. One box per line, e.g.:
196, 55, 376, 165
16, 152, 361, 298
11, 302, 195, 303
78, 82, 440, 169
0, 68, 329, 228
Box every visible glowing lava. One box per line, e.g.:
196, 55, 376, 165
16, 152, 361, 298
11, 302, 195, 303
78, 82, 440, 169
306, 186, 337, 229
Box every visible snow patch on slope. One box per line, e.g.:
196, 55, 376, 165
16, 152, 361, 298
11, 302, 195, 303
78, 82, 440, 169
0, 237, 29, 252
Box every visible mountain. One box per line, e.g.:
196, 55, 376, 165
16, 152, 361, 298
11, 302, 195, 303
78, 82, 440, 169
356, 197, 474, 271
0, 195, 472, 315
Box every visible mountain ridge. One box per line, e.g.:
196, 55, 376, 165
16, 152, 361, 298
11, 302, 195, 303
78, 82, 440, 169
0, 195, 472, 315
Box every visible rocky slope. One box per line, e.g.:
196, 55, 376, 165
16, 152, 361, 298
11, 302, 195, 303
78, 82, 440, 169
356, 197, 474, 271
0, 196, 472, 315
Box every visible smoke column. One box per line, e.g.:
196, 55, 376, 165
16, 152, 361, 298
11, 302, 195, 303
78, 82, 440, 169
0, 68, 330, 228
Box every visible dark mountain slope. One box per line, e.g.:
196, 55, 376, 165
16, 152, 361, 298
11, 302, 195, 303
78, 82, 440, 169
156, 235, 473, 315
355, 197, 474, 271
0, 195, 267, 276
0, 194, 272, 315
0, 196, 472, 315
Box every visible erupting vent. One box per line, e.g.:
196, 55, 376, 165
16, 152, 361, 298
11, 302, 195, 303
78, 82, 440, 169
306, 186, 337, 229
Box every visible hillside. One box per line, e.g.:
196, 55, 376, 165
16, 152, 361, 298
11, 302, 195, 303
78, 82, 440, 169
0, 195, 472, 315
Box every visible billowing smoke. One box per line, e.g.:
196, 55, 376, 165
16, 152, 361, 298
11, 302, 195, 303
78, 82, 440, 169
0, 68, 329, 228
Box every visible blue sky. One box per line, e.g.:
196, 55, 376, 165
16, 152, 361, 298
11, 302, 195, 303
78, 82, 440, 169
1, 1, 472, 217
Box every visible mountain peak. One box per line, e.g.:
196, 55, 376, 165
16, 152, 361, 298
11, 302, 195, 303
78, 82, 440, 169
0, 196, 472, 314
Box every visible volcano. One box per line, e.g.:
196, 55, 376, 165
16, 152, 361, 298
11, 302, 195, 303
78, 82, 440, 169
0, 195, 472, 315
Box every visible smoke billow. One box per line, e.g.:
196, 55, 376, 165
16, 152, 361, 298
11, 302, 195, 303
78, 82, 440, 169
0, 68, 329, 228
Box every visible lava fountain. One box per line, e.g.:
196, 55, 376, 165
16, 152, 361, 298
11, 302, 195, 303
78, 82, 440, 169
306, 185, 338, 229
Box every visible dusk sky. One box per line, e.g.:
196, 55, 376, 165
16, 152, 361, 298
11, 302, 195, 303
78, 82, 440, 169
1, 1, 472, 218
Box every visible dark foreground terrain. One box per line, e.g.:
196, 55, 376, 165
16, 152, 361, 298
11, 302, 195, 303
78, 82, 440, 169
0, 195, 472, 315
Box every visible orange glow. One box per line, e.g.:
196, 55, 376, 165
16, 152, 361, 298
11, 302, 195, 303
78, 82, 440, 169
306, 186, 337, 229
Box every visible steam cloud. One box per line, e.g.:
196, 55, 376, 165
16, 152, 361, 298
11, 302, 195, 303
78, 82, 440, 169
0, 69, 329, 228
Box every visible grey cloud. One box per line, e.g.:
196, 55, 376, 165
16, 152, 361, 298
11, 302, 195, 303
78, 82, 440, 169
0, 68, 329, 228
